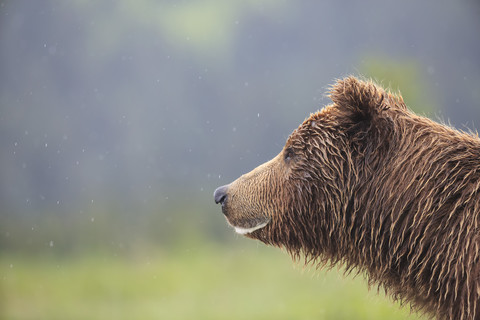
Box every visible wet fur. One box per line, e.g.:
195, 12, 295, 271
220, 77, 480, 319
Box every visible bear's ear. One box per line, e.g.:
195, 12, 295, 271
328, 76, 388, 124
327, 76, 401, 152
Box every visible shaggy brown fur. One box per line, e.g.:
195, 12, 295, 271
214, 76, 480, 320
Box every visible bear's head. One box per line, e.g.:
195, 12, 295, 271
214, 76, 406, 258
214, 76, 480, 320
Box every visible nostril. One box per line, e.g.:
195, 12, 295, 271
214, 185, 229, 204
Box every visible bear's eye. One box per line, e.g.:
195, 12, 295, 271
284, 148, 295, 162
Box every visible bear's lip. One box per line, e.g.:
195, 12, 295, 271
226, 217, 271, 235
233, 219, 270, 234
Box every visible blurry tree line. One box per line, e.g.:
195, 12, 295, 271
0, 0, 479, 255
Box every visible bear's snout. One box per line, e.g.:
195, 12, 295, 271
213, 185, 229, 205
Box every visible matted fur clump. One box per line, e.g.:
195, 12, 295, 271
214, 76, 480, 320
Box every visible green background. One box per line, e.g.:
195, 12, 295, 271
1, 0, 479, 319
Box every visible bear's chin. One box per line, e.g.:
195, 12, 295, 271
226, 217, 271, 235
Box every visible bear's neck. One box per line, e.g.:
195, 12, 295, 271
336, 127, 480, 319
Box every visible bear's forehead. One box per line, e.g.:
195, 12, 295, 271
302, 105, 336, 131
285, 125, 307, 148
285, 105, 336, 148
310, 105, 336, 121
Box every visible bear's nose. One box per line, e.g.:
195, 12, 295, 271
214, 185, 229, 204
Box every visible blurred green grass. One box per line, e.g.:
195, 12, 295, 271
0, 240, 422, 320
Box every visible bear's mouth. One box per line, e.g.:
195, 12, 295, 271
219, 198, 271, 235
226, 217, 271, 235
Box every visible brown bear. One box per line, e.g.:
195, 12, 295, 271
214, 76, 480, 320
